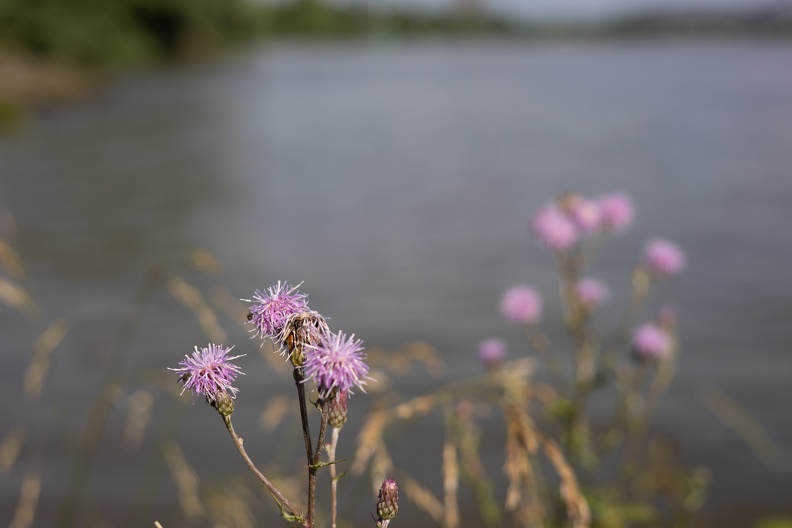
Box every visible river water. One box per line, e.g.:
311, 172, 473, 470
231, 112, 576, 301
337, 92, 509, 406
1, 39, 792, 526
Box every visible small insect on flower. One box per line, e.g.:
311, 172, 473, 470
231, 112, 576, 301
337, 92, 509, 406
170, 344, 245, 402
245, 281, 309, 345
303, 331, 370, 400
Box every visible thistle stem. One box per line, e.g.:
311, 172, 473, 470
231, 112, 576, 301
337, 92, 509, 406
292, 368, 315, 525
223, 416, 304, 524
329, 427, 340, 528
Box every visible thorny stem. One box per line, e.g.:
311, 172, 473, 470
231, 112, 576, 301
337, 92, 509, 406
223, 416, 304, 524
328, 426, 341, 528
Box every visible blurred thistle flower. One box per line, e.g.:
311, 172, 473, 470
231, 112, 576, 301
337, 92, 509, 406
576, 278, 610, 309
562, 194, 602, 234
500, 285, 542, 325
598, 192, 635, 232
477, 338, 506, 368
282, 310, 330, 367
644, 238, 686, 277
327, 389, 349, 429
632, 323, 671, 359
246, 281, 308, 344
531, 203, 578, 251
171, 344, 245, 402
303, 331, 370, 400
376, 476, 399, 525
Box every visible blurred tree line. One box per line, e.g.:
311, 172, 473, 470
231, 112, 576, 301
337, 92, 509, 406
0, 0, 261, 66
0, 0, 517, 67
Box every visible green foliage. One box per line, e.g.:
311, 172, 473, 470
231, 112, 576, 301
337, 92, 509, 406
0, 0, 259, 66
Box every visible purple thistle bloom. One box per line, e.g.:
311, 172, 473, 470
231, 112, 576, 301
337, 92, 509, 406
576, 278, 610, 309
598, 192, 635, 232
303, 331, 370, 399
632, 324, 671, 359
478, 338, 506, 368
500, 285, 543, 325
568, 197, 602, 234
531, 203, 579, 251
246, 281, 309, 343
171, 344, 245, 401
644, 238, 686, 277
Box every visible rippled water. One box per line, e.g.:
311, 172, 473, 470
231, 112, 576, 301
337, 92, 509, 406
2, 39, 792, 526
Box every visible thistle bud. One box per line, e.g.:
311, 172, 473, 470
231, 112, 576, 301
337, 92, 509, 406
328, 389, 349, 429
212, 391, 235, 417
376, 476, 399, 525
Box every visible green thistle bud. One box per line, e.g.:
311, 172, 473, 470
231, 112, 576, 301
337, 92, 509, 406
328, 390, 349, 429
376, 476, 399, 523
211, 391, 235, 417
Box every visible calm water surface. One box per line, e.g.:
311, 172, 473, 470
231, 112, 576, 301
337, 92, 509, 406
1, 39, 792, 526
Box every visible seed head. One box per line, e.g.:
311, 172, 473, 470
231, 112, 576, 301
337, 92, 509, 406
282, 310, 330, 367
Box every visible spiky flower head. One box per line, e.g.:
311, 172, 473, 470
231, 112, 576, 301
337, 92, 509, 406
327, 389, 349, 429
632, 323, 671, 360
531, 203, 579, 251
500, 285, 543, 325
598, 192, 635, 232
282, 310, 330, 367
246, 281, 309, 344
303, 331, 370, 400
171, 344, 244, 402
560, 193, 601, 234
644, 238, 686, 277
478, 338, 506, 368
576, 278, 610, 309
376, 476, 399, 523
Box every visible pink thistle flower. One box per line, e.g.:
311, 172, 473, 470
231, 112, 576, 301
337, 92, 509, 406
171, 344, 245, 401
576, 278, 609, 309
477, 338, 506, 368
500, 285, 543, 325
246, 281, 309, 343
568, 197, 602, 234
632, 324, 671, 359
531, 203, 579, 251
644, 238, 686, 277
598, 192, 635, 232
303, 331, 370, 399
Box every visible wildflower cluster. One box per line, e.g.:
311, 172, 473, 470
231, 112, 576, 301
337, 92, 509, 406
170, 281, 374, 527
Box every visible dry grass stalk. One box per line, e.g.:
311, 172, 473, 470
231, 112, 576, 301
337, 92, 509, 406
24, 318, 69, 399
259, 395, 292, 433
0, 425, 28, 475
123, 390, 154, 451
400, 473, 445, 523
0, 277, 37, 318
9, 472, 40, 528
162, 442, 206, 522
352, 409, 389, 475
539, 435, 591, 528
0, 238, 25, 279
442, 440, 460, 528
167, 276, 227, 343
